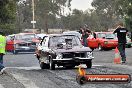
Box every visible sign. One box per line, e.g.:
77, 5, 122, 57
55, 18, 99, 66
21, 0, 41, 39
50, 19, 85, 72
31, 21, 36, 23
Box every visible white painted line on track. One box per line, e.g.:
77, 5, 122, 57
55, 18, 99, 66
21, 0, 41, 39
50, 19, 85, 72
11, 74, 39, 88
0, 84, 4, 88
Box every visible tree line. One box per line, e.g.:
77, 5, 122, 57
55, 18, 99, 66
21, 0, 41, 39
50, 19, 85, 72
0, 0, 132, 34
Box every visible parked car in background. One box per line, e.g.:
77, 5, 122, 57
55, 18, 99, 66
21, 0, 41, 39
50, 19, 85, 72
88, 32, 118, 51
6, 33, 39, 54
35, 34, 94, 70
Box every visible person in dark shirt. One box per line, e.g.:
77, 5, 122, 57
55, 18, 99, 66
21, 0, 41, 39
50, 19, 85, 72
113, 22, 128, 64
82, 28, 88, 47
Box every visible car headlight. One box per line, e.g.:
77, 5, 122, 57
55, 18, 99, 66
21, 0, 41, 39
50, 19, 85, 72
56, 53, 63, 59
104, 41, 108, 44
86, 52, 93, 58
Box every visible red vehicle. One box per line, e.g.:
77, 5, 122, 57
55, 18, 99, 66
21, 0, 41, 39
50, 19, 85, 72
87, 32, 118, 51
6, 33, 39, 54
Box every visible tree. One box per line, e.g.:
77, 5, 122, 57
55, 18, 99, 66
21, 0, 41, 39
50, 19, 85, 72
36, 0, 72, 33
16, 0, 33, 32
115, 0, 132, 31
91, 0, 120, 31
0, 0, 17, 35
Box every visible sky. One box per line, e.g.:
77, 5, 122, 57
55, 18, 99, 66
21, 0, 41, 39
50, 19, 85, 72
70, 0, 93, 11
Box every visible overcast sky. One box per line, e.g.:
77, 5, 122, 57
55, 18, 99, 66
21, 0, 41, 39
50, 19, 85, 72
71, 0, 93, 11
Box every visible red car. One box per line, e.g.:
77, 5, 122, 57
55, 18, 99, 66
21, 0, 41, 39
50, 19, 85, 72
87, 32, 118, 51
6, 33, 39, 54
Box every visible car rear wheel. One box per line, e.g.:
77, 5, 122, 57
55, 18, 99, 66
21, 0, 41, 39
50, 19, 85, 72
86, 60, 92, 68
40, 62, 49, 69
49, 59, 55, 70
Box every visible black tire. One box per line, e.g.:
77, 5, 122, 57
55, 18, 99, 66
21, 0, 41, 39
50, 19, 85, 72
40, 62, 50, 69
49, 59, 55, 70
86, 60, 92, 68
98, 44, 103, 51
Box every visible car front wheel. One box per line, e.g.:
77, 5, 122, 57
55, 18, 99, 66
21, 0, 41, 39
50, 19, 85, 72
40, 62, 49, 69
49, 59, 55, 70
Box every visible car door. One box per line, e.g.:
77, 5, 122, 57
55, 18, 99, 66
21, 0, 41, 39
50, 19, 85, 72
87, 32, 98, 48
96, 33, 105, 45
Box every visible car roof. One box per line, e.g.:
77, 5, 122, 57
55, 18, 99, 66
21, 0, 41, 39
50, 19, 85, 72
63, 31, 80, 33
47, 34, 76, 37
94, 32, 113, 34
16, 33, 36, 35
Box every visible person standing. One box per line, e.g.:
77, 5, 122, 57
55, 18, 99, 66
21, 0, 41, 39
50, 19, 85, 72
113, 22, 128, 64
0, 31, 6, 74
81, 28, 89, 47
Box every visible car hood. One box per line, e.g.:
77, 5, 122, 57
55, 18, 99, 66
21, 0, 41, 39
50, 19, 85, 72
52, 46, 92, 53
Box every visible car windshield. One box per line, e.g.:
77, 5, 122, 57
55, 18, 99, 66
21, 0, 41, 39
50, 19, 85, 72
105, 33, 116, 39
49, 35, 82, 49
98, 33, 116, 39
63, 32, 81, 39
15, 34, 35, 40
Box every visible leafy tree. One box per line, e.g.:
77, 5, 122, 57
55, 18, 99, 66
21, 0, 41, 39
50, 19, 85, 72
91, 0, 120, 31
16, 0, 33, 32
0, 0, 16, 35
115, 0, 132, 31
36, 0, 72, 33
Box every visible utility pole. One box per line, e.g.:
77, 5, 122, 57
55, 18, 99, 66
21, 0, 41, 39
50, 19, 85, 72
31, 0, 36, 29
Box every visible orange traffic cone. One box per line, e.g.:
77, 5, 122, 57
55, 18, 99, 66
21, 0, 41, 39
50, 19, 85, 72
114, 47, 121, 64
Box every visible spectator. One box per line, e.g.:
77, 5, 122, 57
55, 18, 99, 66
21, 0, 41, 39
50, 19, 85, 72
113, 22, 128, 64
0, 31, 6, 74
81, 28, 88, 47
